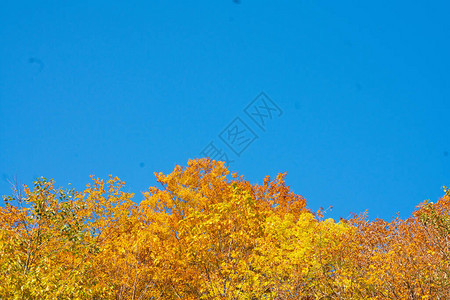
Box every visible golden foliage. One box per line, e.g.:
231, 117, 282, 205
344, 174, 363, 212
0, 158, 448, 299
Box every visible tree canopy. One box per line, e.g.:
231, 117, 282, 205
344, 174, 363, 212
1, 158, 448, 299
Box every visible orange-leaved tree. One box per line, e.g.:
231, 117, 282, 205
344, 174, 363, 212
1, 158, 448, 299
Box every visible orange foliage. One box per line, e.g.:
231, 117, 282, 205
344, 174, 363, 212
0, 158, 448, 299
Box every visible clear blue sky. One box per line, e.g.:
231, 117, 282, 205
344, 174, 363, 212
1, 0, 449, 221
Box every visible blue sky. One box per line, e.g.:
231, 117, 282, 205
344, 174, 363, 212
1, 0, 449, 221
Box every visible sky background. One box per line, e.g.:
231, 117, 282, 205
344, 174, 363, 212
1, 0, 449, 221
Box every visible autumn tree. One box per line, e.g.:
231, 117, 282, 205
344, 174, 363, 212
1, 158, 448, 299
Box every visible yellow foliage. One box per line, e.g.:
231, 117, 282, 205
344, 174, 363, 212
0, 158, 448, 299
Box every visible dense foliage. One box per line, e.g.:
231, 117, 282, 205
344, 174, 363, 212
1, 159, 448, 299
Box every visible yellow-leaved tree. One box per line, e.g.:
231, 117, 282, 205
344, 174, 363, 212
0, 158, 448, 299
